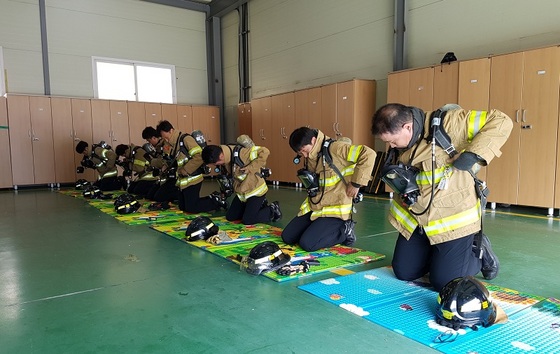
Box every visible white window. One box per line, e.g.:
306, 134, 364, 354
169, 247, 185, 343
0, 47, 5, 96
92, 57, 176, 103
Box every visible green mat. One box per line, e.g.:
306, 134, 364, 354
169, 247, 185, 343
151, 217, 385, 282
59, 188, 386, 281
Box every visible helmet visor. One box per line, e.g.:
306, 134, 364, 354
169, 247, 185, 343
240, 249, 284, 275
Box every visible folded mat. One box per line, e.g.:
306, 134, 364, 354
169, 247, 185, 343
299, 266, 558, 353
151, 217, 385, 282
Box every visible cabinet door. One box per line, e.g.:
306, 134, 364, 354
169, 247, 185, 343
238, 103, 252, 137
91, 99, 112, 145
486, 52, 523, 205
387, 71, 410, 104
433, 61, 459, 109
176, 105, 193, 134
29, 96, 55, 184
519, 47, 560, 207
251, 97, 272, 150
51, 97, 76, 184
71, 99, 95, 182
109, 100, 130, 147
8, 96, 34, 185
408, 67, 434, 111
271, 93, 297, 183
295, 87, 321, 130
458, 58, 490, 111
161, 104, 178, 131
321, 84, 337, 138
144, 103, 162, 129
0, 97, 13, 188
127, 101, 146, 146
336, 80, 355, 140
192, 106, 220, 145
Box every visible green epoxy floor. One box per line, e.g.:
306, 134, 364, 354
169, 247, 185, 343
1, 182, 559, 353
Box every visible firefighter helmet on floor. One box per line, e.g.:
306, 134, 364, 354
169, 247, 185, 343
185, 216, 219, 241
83, 185, 103, 199
75, 179, 91, 190
240, 241, 291, 275
113, 193, 140, 214
435, 276, 497, 330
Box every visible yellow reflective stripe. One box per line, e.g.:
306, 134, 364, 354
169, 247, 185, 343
346, 145, 362, 163
250, 146, 260, 160
299, 199, 312, 214
311, 204, 353, 218
320, 165, 356, 187
99, 170, 117, 179
176, 174, 203, 187
416, 164, 453, 185
139, 173, 156, 181
424, 200, 481, 236
237, 181, 268, 201
177, 156, 188, 167
389, 199, 417, 234
188, 145, 202, 156
236, 173, 247, 181
468, 111, 487, 142
133, 158, 147, 167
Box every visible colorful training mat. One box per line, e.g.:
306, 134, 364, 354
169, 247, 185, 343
151, 217, 386, 282
299, 267, 558, 353
58, 188, 190, 225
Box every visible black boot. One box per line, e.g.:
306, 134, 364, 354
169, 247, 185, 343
269, 201, 282, 222
341, 220, 357, 246
478, 233, 499, 280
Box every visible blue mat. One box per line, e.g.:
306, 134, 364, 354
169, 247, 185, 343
299, 267, 559, 353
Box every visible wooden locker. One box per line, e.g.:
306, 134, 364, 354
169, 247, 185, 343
251, 97, 272, 150
176, 105, 193, 134
161, 103, 178, 132
238, 103, 252, 137
271, 92, 297, 183
7, 95, 35, 186
71, 99, 95, 182
29, 96, 56, 185
127, 101, 146, 146
51, 97, 76, 184
0, 97, 13, 188
109, 100, 130, 147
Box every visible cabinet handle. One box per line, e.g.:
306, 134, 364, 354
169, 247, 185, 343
521, 125, 532, 129
522, 110, 527, 123
515, 110, 520, 123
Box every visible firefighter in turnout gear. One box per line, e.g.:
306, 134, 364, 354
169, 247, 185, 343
157, 120, 223, 213
75, 140, 122, 191
281, 127, 376, 251
202, 143, 282, 225
371, 103, 513, 291
115, 144, 159, 197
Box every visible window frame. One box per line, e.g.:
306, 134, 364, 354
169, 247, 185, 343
0, 47, 5, 96
92, 56, 177, 104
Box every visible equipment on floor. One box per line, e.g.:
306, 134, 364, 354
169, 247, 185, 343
114, 193, 141, 214
435, 276, 497, 330
240, 241, 291, 275
75, 179, 91, 190
185, 216, 219, 241
82, 185, 104, 199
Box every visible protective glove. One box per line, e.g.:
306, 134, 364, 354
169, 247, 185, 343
453, 152, 486, 171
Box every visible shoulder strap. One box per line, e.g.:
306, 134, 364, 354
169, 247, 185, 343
426, 110, 458, 158
232, 145, 245, 168
322, 139, 348, 187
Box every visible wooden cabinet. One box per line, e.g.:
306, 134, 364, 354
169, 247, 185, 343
71, 99, 95, 182
161, 103, 179, 131
91, 99, 130, 148
336, 79, 376, 147
0, 97, 13, 188
7, 95, 56, 187
51, 97, 76, 184
295, 87, 322, 130
271, 92, 297, 183
433, 61, 459, 108
176, 105, 193, 134
251, 97, 273, 150
458, 58, 490, 111
127, 101, 146, 146
192, 105, 220, 145
486, 47, 560, 209
238, 103, 252, 137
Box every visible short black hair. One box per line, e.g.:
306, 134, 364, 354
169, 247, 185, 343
115, 144, 128, 156
289, 127, 318, 153
371, 103, 413, 135
76, 141, 88, 154
142, 126, 158, 140
201, 145, 223, 164
156, 120, 174, 135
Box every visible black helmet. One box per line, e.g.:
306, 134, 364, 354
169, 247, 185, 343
75, 179, 91, 190
185, 216, 219, 241
82, 185, 103, 199
435, 276, 497, 330
240, 241, 291, 275
114, 193, 140, 214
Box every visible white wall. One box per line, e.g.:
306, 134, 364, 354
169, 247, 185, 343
0, 0, 209, 104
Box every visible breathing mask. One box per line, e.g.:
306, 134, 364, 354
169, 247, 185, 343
217, 174, 234, 197
297, 168, 319, 198
381, 163, 420, 206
